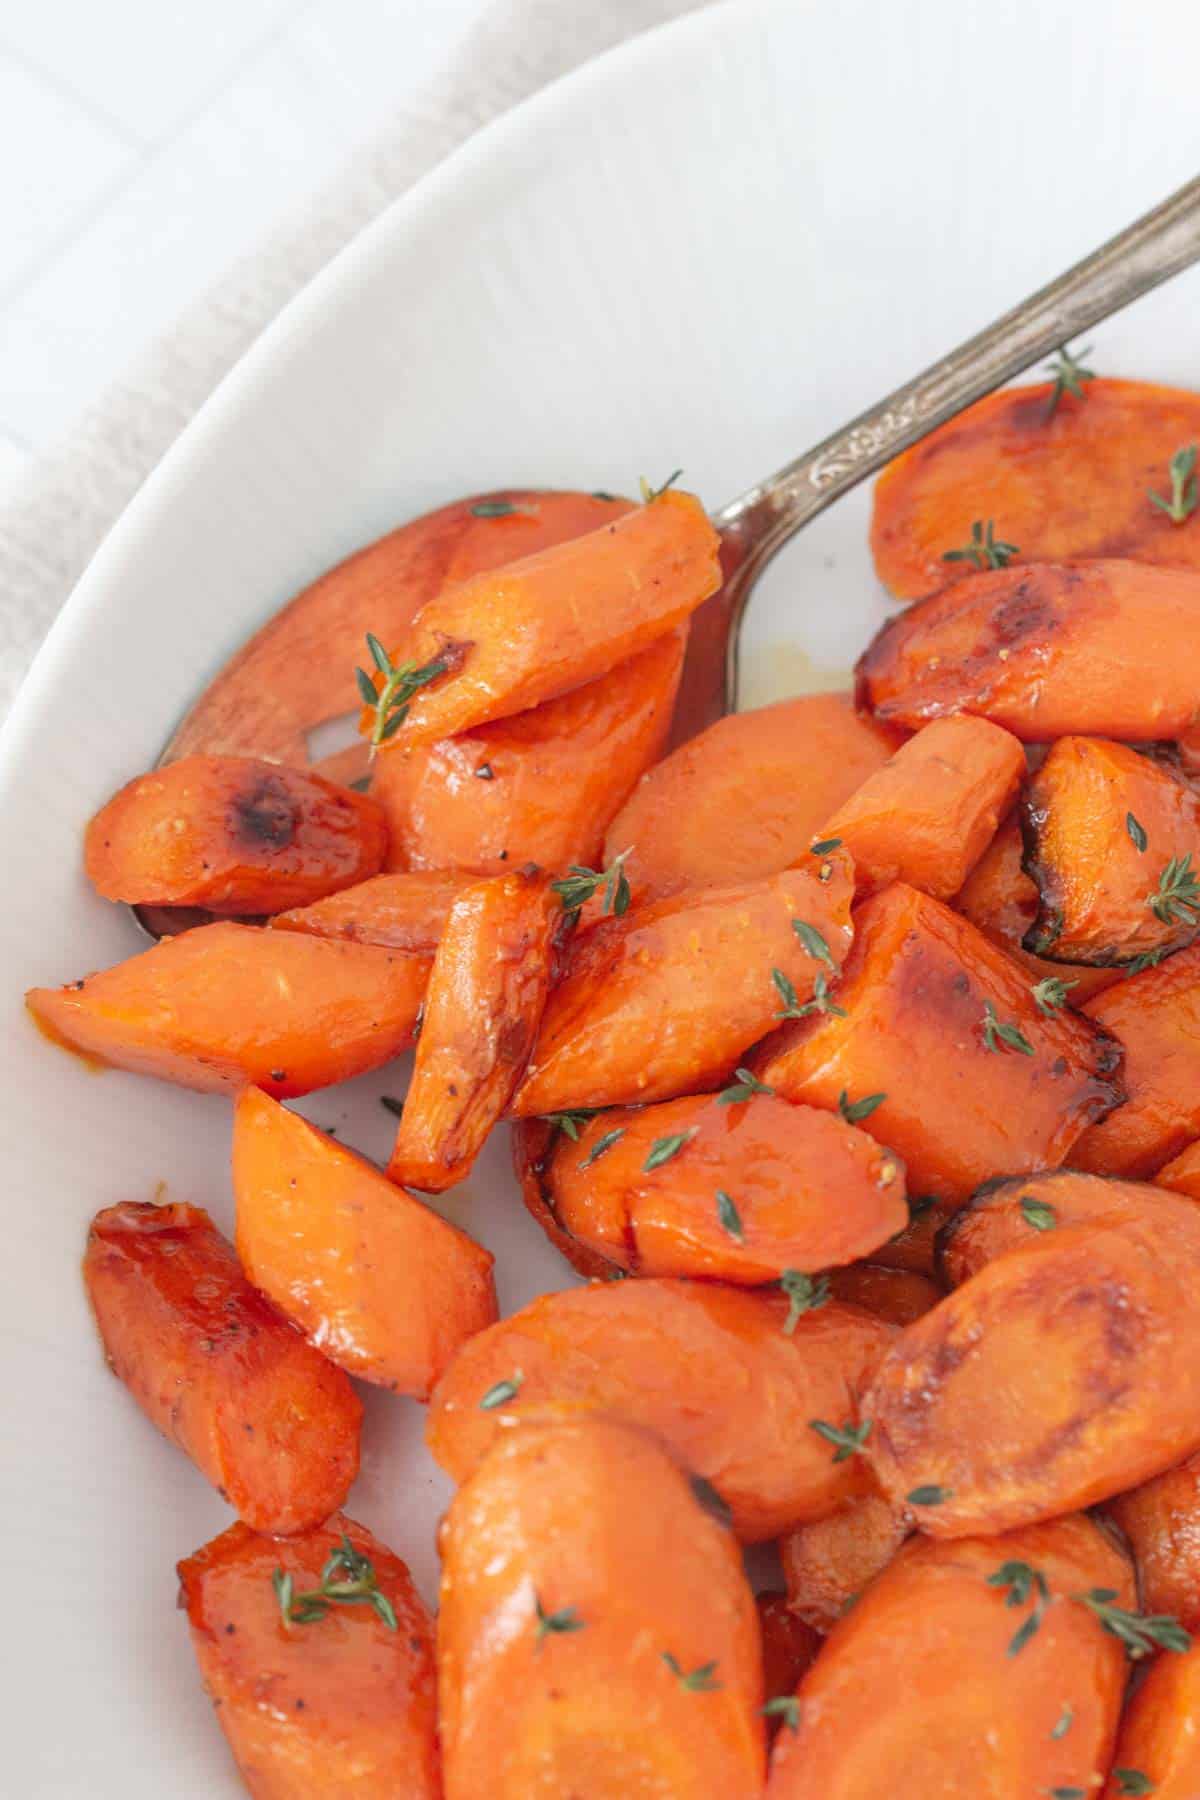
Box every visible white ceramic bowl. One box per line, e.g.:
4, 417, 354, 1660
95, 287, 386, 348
4, 0, 1200, 1788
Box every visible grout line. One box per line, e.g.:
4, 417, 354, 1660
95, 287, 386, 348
0, 32, 147, 148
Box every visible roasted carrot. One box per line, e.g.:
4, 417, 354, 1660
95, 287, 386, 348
373, 629, 686, 875
1100, 1640, 1200, 1800
84, 755, 387, 915
870, 376, 1200, 599
178, 1514, 440, 1799
779, 1491, 911, 1632
600, 692, 905, 907
1157, 1138, 1200, 1201
84, 1201, 360, 1533
935, 1168, 1164, 1287
386, 871, 559, 1191
1022, 736, 1200, 965
862, 1196, 958, 1278
233, 1088, 497, 1398
543, 1091, 906, 1282
856, 560, 1200, 741
766, 1516, 1132, 1798
955, 809, 1123, 1000
168, 488, 633, 771
437, 1415, 764, 1799
370, 490, 720, 745
865, 1174, 1200, 1535
824, 1262, 942, 1327
818, 715, 1024, 899
753, 882, 1124, 1202
1107, 1454, 1200, 1635
26, 921, 427, 1096
426, 1278, 894, 1542
511, 1119, 619, 1282
271, 869, 472, 952
757, 1593, 820, 1736
511, 854, 855, 1115
1073, 943, 1200, 1176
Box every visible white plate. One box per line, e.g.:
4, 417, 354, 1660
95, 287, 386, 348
3, 0, 1200, 1789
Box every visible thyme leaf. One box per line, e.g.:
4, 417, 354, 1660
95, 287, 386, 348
1148, 443, 1198, 524
780, 1270, 830, 1334
942, 519, 1019, 570
809, 1417, 872, 1464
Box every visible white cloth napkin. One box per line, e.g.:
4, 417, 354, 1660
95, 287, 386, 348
0, 0, 709, 719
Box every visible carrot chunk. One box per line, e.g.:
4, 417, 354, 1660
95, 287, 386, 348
1157, 1138, 1200, 1201
437, 1416, 764, 1799
824, 1262, 942, 1327
271, 869, 472, 952
426, 1278, 894, 1543
754, 883, 1124, 1202
757, 1593, 820, 1736
1107, 1454, 1200, 1636
779, 1491, 910, 1632
26, 921, 427, 1096
1073, 943, 1200, 1176
233, 1088, 497, 1398
511, 1119, 620, 1281
178, 1514, 440, 1798
1100, 1640, 1200, 1800
85, 1201, 360, 1533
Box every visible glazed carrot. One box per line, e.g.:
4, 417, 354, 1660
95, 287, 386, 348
511, 853, 855, 1115
865, 1175, 1200, 1535
1107, 1454, 1200, 1634
935, 1168, 1166, 1287
84, 755, 387, 915
1022, 737, 1200, 965
600, 692, 905, 907
271, 870, 472, 952
437, 1416, 764, 1799
818, 715, 1024, 899
1101, 1640, 1200, 1800
856, 560, 1200, 741
544, 1092, 906, 1282
753, 883, 1124, 1202
824, 1262, 942, 1327
955, 810, 1122, 1000
169, 488, 633, 770
863, 1196, 958, 1278
426, 1278, 894, 1542
373, 629, 686, 875
233, 1088, 497, 1398
757, 1594, 820, 1735
766, 1516, 1132, 1798
779, 1491, 910, 1631
870, 376, 1200, 599
84, 1202, 360, 1533
26, 921, 427, 1096
178, 1514, 440, 1798
372, 490, 721, 745
511, 1119, 619, 1281
1073, 943, 1200, 1176
1157, 1138, 1200, 1201
386, 871, 559, 1191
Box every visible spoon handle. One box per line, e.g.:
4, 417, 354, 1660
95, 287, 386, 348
712, 172, 1200, 710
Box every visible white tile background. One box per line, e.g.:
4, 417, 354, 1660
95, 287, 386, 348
0, 0, 490, 501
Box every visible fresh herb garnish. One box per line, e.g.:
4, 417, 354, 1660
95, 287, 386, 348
535, 1594, 585, 1648
987, 1559, 1050, 1656
1077, 1589, 1192, 1658
838, 1090, 887, 1124
792, 920, 835, 967
773, 966, 846, 1021
1031, 976, 1079, 1015
1149, 853, 1200, 925
1127, 812, 1149, 853
551, 848, 633, 918
643, 1130, 696, 1172
1021, 1197, 1058, 1232
780, 1270, 830, 1334
1047, 1788, 1086, 1799
716, 1189, 744, 1240
356, 634, 448, 751
1127, 947, 1166, 975
480, 1372, 523, 1410
1050, 1705, 1073, 1740
591, 489, 617, 501
470, 498, 522, 517
809, 1418, 872, 1463
640, 469, 683, 503
1114, 1774, 1156, 1796
942, 519, 1019, 570
662, 1652, 721, 1691
272, 1536, 397, 1631
541, 1108, 601, 1141
1148, 444, 1198, 524
763, 1695, 800, 1732
982, 1000, 1035, 1056
809, 837, 842, 856
579, 1127, 625, 1169
717, 1068, 773, 1105
907, 1484, 953, 1506
379, 1094, 405, 1119
1044, 342, 1094, 414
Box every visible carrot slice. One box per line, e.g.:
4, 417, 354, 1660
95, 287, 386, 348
426, 1278, 894, 1543
84, 755, 387, 914
779, 1491, 911, 1632
601, 692, 905, 907
1157, 1138, 1200, 1201
386, 871, 559, 1191
856, 560, 1200, 741
1099, 1639, 1200, 1800
754, 883, 1124, 1203
511, 1119, 620, 1281
757, 1593, 821, 1736
870, 376, 1200, 600
26, 921, 426, 1096
178, 1513, 440, 1798
862, 1196, 958, 1278
85, 1201, 360, 1533
824, 1263, 942, 1327
1073, 943, 1200, 1177
437, 1415, 764, 1799
371, 490, 720, 744
544, 1092, 906, 1282
818, 715, 1024, 899
955, 810, 1122, 1000
373, 629, 686, 875
1022, 737, 1200, 964
865, 1175, 1200, 1535
511, 854, 855, 1115
766, 1517, 1132, 1798
271, 868, 472, 952
232, 1088, 497, 1398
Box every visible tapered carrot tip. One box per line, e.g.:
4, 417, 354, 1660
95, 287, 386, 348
178, 1514, 440, 1798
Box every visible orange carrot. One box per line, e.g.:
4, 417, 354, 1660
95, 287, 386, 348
779, 1492, 911, 1631
1100, 1640, 1200, 1800
233, 1087, 497, 1398
757, 1593, 820, 1736
85, 1201, 360, 1533
935, 1168, 1160, 1287
511, 1118, 619, 1282
1073, 943, 1200, 1177
1157, 1138, 1200, 1201
271, 869, 472, 952
824, 1262, 942, 1327
1107, 1454, 1200, 1636
26, 921, 426, 1096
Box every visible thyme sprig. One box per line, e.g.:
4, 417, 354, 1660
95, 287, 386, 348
1077, 1588, 1191, 1658
356, 634, 448, 752
943, 519, 1019, 571
640, 469, 683, 503
717, 1068, 773, 1105
662, 1652, 722, 1691
1031, 976, 1078, 1015
1044, 342, 1094, 414
1149, 853, 1200, 925
773, 967, 846, 1021
780, 1270, 830, 1334
982, 1001, 1034, 1056
809, 1417, 872, 1463
272, 1536, 397, 1631
1148, 444, 1198, 524
552, 848, 633, 918
535, 1594, 585, 1648
987, 1559, 1050, 1656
